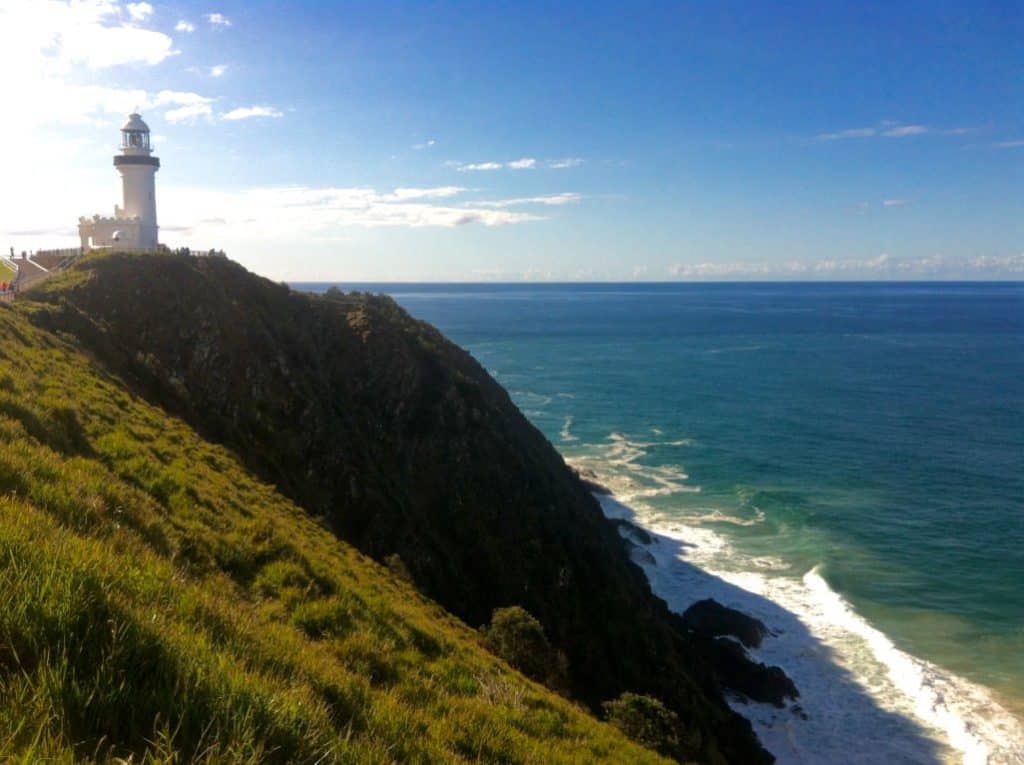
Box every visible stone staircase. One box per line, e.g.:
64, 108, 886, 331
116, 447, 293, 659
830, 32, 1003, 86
1, 250, 86, 302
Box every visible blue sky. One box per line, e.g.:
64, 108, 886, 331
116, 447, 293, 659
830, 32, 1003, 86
0, 0, 1021, 280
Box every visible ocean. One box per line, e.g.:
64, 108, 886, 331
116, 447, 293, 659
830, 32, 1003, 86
297, 281, 1024, 764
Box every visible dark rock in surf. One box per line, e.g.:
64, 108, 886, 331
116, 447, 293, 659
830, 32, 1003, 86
683, 598, 770, 649
611, 517, 654, 545
707, 637, 798, 707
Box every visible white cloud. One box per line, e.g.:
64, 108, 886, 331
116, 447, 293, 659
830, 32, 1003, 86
151, 90, 215, 122
457, 162, 504, 171
816, 123, 936, 141
882, 125, 927, 137
0, 181, 559, 252
221, 105, 283, 120
0, 0, 183, 140
882, 199, 909, 207
547, 158, 584, 169
126, 2, 153, 22
452, 157, 582, 171
156, 185, 545, 235
387, 187, 466, 200
469, 193, 583, 208
205, 12, 231, 26
175, 19, 195, 32
165, 103, 214, 123
816, 127, 877, 141
994, 140, 1024, 149
153, 90, 213, 107
413, 139, 436, 150
209, 64, 227, 77
0, 0, 176, 71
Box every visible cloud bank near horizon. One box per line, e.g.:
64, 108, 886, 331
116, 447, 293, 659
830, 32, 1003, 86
666, 253, 1024, 280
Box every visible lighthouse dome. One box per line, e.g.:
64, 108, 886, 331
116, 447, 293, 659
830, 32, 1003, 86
121, 113, 150, 132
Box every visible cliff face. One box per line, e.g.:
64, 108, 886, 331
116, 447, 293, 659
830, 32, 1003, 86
0, 299, 671, 764
27, 252, 774, 764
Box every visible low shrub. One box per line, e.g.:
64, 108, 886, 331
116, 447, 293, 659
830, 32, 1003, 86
603, 692, 701, 761
483, 606, 568, 691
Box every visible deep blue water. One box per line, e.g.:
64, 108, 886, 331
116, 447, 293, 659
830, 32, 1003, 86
297, 281, 1024, 756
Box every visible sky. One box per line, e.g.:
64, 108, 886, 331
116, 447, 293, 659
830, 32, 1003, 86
0, 0, 1021, 281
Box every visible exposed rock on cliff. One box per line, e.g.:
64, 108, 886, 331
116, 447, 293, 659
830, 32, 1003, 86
683, 598, 770, 649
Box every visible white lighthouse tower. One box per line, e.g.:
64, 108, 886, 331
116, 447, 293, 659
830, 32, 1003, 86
79, 113, 161, 251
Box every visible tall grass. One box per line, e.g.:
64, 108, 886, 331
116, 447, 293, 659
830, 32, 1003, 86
0, 305, 668, 764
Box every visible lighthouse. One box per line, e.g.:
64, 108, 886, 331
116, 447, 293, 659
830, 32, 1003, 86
79, 113, 161, 251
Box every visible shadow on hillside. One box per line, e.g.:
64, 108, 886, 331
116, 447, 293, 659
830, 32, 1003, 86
600, 494, 947, 765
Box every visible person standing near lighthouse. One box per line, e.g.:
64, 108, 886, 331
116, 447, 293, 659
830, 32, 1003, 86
79, 113, 161, 252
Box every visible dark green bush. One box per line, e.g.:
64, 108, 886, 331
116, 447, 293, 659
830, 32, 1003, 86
483, 606, 568, 691
602, 692, 701, 761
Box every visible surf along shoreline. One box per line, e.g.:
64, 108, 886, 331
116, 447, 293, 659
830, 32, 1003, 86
568, 457, 1024, 765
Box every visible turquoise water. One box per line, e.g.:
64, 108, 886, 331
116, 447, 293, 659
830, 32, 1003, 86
299, 282, 1024, 762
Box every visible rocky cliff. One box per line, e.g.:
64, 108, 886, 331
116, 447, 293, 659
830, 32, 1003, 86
27, 252, 788, 763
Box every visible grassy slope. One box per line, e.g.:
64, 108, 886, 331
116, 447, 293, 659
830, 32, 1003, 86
22, 252, 771, 765
0, 303, 668, 764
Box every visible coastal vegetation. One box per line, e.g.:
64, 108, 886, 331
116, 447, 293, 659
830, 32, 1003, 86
1, 250, 794, 762
603, 693, 701, 762
482, 606, 569, 692
0, 300, 667, 763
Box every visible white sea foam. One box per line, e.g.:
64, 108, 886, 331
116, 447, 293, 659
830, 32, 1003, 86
511, 390, 553, 407
591, 491, 1024, 765
567, 433, 700, 502
560, 415, 578, 442
687, 506, 767, 527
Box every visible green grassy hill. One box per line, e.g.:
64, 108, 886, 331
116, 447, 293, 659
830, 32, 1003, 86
0, 302, 668, 763
33, 254, 777, 761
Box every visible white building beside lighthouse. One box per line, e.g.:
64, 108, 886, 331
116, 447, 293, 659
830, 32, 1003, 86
79, 113, 160, 251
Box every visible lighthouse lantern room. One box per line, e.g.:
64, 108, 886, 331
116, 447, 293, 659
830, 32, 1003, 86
79, 113, 161, 252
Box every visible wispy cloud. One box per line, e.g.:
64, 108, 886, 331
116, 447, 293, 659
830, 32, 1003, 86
175, 19, 195, 32
221, 105, 283, 121
815, 127, 878, 141
816, 123, 933, 141
413, 139, 436, 150
386, 187, 465, 201
468, 193, 583, 208
165, 103, 214, 123
668, 253, 1024, 280
453, 157, 583, 171
126, 2, 153, 22
158, 185, 548, 235
547, 158, 584, 169
882, 125, 927, 137
994, 139, 1024, 149
457, 162, 504, 171
882, 199, 910, 207
209, 64, 227, 77
205, 12, 231, 26
153, 91, 215, 123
